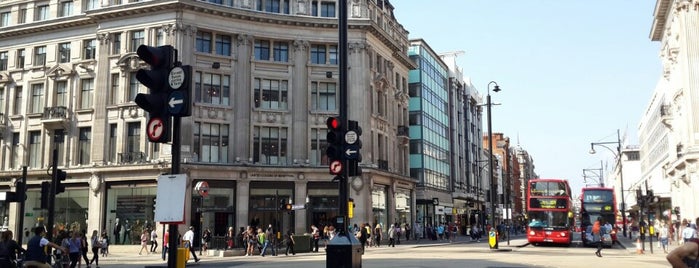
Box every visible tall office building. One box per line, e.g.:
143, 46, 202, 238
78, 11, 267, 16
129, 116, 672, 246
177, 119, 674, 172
0, 0, 415, 240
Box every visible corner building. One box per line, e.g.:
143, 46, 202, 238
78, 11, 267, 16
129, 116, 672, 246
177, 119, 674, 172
0, 0, 415, 242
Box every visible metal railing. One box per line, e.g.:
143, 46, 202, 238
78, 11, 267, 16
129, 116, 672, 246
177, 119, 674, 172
118, 152, 146, 164
42, 106, 69, 120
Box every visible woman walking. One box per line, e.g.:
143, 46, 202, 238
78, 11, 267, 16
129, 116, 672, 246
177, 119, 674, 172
138, 230, 149, 255
89, 230, 101, 268
150, 228, 158, 253
67, 231, 83, 268
80, 231, 90, 267
284, 229, 295, 256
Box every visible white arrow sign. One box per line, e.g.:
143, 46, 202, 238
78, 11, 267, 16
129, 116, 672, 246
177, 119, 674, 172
345, 148, 357, 155
169, 97, 183, 108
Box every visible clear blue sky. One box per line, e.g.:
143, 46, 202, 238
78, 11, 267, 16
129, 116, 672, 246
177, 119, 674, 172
393, 0, 661, 194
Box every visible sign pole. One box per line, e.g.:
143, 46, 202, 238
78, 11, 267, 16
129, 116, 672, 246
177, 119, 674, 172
167, 116, 181, 268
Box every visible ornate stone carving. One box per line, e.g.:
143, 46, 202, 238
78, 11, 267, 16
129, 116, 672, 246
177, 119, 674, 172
349, 41, 368, 54
237, 34, 252, 47
293, 39, 309, 51
89, 173, 102, 194
97, 32, 110, 45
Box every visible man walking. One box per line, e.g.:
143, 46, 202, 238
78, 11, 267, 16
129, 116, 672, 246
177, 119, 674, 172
593, 217, 603, 257
24, 226, 67, 268
182, 226, 200, 263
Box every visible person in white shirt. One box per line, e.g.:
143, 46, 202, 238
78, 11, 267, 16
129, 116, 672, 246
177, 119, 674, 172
182, 226, 200, 263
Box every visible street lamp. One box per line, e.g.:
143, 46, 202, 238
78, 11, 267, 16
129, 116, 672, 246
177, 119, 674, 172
589, 129, 627, 238
486, 81, 501, 250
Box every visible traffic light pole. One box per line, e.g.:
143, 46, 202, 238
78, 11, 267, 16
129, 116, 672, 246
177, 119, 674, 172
167, 116, 181, 268
17, 166, 27, 245
337, 0, 348, 236
47, 148, 58, 242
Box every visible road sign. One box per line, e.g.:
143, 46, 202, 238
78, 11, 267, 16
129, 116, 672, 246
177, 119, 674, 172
147, 117, 166, 141
345, 130, 357, 144
195, 181, 209, 198
291, 204, 305, 210
344, 144, 359, 159
168, 90, 185, 115
168, 66, 185, 90
330, 160, 343, 174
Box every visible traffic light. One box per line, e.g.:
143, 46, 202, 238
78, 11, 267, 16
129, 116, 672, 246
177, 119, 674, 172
348, 198, 354, 219
55, 169, 67, 194
347, 120, 362, 177
40, 181, 50, 209
279, 198, 287, 211
134, 45, 175, 143
285, 203, 293, 211
325, 117, 345, 175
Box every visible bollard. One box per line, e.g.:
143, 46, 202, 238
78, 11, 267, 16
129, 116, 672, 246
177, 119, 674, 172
636, 237, 644, 254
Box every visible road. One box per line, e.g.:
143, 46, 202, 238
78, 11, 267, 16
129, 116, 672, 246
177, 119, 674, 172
91, 234, 672, 268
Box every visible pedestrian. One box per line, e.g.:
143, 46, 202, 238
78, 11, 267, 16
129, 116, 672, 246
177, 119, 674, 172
245, 226, 256, 257
161, 229, 169, 261
139, 230, 149, 255
311, 225, 320, 252
67, 231, 83, 268
592, 217, 603, 257
373, 224, 382, 247
358, 223, 368, 253
659, 221, 670, 253
150, 228, 158, 253
200, 228, 211, 256
259, 228, 269, 256
387, 223, 396, 247
225, 227, 235, 250
264, 225, 276, 256
404, 223, 411, 241
667, 217, 699, 267
682, 219, 697, 243
0, 230, 26, 268
89, 230, 101, 268
100, 232, 109, 257
24, 227, 67, 268
80, 231, 90, 267
182, 226, 200, 262
284, 229, 295, 256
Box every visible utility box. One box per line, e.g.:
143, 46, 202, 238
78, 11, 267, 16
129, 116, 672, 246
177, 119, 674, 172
293, 235, 312, 252
177, 247, 189, 268
326, 233, 362, 268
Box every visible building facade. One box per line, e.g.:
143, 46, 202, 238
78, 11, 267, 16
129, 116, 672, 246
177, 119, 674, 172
0, 0, 416, 242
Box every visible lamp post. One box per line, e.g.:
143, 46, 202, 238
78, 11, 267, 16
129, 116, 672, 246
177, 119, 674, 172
589, 129, 627, 238
486, 81, 501, 249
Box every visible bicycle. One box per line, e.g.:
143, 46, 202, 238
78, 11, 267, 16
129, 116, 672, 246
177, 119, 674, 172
51, 253, 69, 268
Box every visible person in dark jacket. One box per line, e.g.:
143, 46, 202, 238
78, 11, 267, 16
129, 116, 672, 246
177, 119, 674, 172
24, 227, 67, 268
0, 230, 26, 267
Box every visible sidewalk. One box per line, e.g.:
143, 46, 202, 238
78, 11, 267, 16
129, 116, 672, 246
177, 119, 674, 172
615, 233, 677, 256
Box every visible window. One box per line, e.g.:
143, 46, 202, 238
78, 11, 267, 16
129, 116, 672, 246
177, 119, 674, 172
127, 122, 140, 153
54, 129, 65, 166
30, 84, 44, 113
311, 81, 336, 111
84, 0, 98, 10
78, 127, 91, 165
59, 1, 73, 17
254, 40, 270, 61
256, 0, 290, 14
35, 4, 49, 21
109, 73, 119, 105
254, 78, 288, 110
253, 126, 288, 165
156, 29, 165, 46
194, 72, 230, 105
0, 87, 4, 114
34, 46, 46, 66
215, 35, 231, 56
196, 31, 212, 53
128, 72, 138, 101
13, 86, 22, 115
310, 128, 329, 165
18, 7, 26, 24
112, 33, 121, 54
55, 81, 67, 107
130, 30, 144, 51
0, 51, 7, 70
28, 131, 41, 168
312, 1, 335, 17
16, 49, 25, 68
273, 42, 288, 62
0, 12, 10, 27
58, 42, 71, 63
83, 39, 96, 59
10, 133, 20, 169
193, 122, 229, 163
108, 124, 117, 163
80, 78, 94, 109
310, 44, 337, 64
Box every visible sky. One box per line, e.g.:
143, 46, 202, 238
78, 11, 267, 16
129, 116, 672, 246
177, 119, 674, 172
392, 0, 662, 194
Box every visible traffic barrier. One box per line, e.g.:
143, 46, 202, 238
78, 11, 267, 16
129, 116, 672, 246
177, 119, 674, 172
636, 237, 644, 254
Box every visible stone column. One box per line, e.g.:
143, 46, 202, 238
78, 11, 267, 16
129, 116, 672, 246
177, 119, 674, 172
294, 179, 307, 234
236, 179, 250, 230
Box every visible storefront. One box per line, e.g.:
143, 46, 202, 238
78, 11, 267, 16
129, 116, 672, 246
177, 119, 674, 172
372, 185, 388, 230
395, 189, 412, 226
105, 181, 156, 245
190, 180, 236, 239
248, 181, 294, 234
307, 182, 338, 231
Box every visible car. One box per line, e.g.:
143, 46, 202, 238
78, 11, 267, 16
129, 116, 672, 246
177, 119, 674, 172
583, 225, 612, 247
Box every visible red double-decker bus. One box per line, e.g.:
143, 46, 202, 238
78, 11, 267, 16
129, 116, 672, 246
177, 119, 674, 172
526, 179, 573, 246
580, 187, 618, 247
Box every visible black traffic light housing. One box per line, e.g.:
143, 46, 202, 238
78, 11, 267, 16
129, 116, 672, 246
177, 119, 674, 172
134, 45, 175, 143
40, 181, 50, 209
347, 120, 362, 177
326, 117, 345, 174
55, 169, 67, 194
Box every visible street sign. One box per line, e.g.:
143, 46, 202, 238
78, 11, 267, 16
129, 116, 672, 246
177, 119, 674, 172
195, 181, 209, 198
168, 66, 185, 90
291, 204, 305, 210
345, 130, 357, 144
147, 117, 166, 141
344, 144, 359, 159
168, 90, 185, 115
330, 160, 343, 174
155, 174, 187, 223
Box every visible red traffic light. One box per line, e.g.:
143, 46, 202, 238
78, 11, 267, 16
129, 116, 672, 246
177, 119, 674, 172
326, 117, 341, 130
136, 45, 173, 68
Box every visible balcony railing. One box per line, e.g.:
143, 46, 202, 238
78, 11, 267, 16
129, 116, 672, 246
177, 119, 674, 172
377, 160, 388, 171
119, 152, 146, 164
397, 125, 409, 137
43, 106, 69, 120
